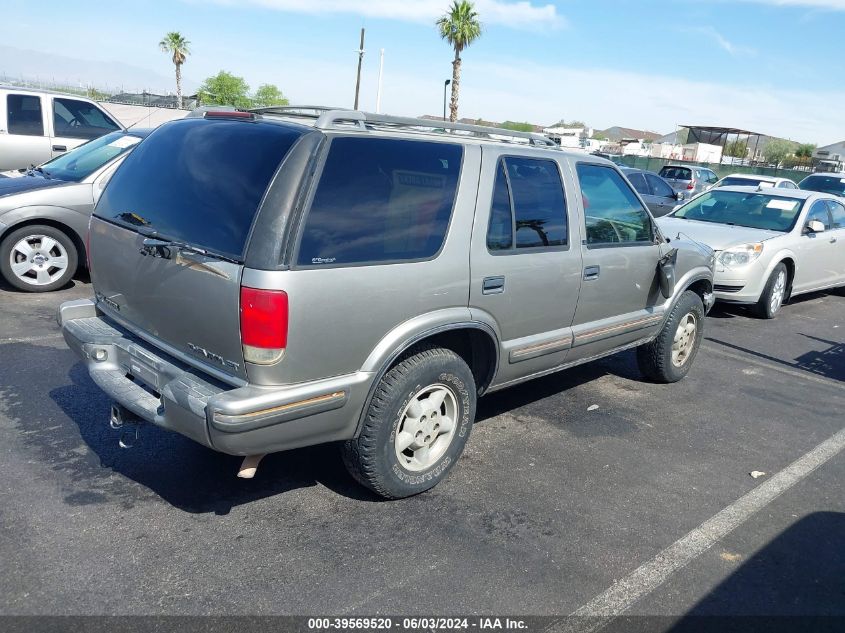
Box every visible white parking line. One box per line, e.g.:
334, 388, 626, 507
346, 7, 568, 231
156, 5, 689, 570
0, 333, 64, 345
553, 426, 845, 633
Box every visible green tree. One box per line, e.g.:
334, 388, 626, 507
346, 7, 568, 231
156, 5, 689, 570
252, 84, 289, 108
198, 70, 251, 108
795, 143, 816, 159
724, 139, 748, 159
159, 32, 190, 109
436, 1, 482, 123
763, 138, 797, 166
500, 121, 534, 132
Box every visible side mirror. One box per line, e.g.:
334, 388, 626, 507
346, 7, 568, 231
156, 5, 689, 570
675, 191, 686, 201
806, 220, 826, 233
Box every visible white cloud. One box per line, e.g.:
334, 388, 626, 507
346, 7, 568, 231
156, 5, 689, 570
693, 27, 756, 57
205, 0, 564, 29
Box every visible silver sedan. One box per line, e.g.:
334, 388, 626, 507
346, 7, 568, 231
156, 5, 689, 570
657, 186, 845, 318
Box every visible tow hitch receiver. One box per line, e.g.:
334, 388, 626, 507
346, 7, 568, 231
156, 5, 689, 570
110, 404, 142, 449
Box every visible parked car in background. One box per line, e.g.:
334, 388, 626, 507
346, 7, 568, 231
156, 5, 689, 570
619, 166, 685, 216
799, 172, 845, 199
659, 165, 719, 196
0, 87, 124, 171
657, 186, 845, 319
711, 173, 797, 190
0, 128, 150, 291
58, 108, 714, 499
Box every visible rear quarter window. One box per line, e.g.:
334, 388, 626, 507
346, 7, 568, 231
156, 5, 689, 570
95, 118, 303, 258
296, 137, 463, 267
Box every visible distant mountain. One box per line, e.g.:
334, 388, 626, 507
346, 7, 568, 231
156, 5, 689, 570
0, 45, 199, 95
595, 126, 663, 142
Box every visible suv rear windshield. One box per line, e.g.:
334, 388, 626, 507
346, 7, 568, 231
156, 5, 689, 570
800, 175, 845, 197
95, 118, 303, 259
296, 137, 463, 267
659, 167, 692, 180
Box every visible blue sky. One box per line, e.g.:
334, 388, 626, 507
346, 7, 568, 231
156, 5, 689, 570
3, 0, 845, 143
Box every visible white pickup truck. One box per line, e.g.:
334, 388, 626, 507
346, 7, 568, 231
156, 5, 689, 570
0, 87, 124, 171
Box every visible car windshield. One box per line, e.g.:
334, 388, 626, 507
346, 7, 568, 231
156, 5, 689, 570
672, 190, 803, 232
799, 175, 845, 196
39, 132, 142, 182
717, 177, 772, 188
659, 167, 691, 180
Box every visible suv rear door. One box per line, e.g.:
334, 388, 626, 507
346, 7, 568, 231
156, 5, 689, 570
90, 116, 305, 383
469, 148, 583, 385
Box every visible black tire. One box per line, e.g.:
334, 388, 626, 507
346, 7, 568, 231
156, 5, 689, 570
0, 225, 78, 293
342, 346, 476, 499
637, 290, 705, 383
753, 262, 788, 319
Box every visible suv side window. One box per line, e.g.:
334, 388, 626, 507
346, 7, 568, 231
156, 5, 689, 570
646, 173, 674, 198
7, 94, 43, 136
827, 200, 845, 229
806, 200, 832, 230
486, 156, 568, 252
626, 172, 649, 196
53, 97, 120, 140
577, 164, 653, 245
297, 137, 463, 267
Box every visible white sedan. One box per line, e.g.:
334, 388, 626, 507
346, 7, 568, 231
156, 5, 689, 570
657, 186, 845, 318
710, 173, 797, 190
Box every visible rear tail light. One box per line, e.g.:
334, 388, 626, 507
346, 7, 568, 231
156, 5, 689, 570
686, 182, 695, 190
240, 287, 288, 365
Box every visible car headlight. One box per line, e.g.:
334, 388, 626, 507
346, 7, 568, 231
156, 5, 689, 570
718, 243, 763, 268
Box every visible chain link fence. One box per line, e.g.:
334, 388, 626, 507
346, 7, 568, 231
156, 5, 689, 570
613, 155, 814, 183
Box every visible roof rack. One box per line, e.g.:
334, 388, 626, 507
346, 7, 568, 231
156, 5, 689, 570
250, 105, 558, 149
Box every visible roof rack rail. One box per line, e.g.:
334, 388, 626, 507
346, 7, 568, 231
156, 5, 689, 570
252, 105, 558, 148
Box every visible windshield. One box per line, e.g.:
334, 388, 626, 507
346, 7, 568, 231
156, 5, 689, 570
716, 176, 772, 188
800, 175, 845, 196
40, 132, 141, 182
672, 190, 803, 232
659, 167, 692, 180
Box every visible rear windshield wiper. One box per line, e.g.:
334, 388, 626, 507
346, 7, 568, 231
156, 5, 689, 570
139, 237, 240, 264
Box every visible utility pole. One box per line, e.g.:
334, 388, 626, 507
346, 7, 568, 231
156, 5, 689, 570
353, 28, 365, 110
375, 48, 385, 114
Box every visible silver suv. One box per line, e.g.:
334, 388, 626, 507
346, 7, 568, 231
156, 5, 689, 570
59, 107, 715, 499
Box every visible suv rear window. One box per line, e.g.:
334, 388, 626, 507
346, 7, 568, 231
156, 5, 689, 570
296, 137, 462, 266
95, 118, 303, 259
659, 167, 692, 180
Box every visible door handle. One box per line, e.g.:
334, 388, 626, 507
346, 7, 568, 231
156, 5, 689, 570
583, 265, 601, 281
482, 276, 505, 295
52, 145, 67, 152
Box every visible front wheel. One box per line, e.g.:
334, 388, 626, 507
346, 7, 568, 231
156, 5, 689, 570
0, 225, 78, 292
637, 290, 705, 383
753, 262, 788, 319
342, 346, 476, 499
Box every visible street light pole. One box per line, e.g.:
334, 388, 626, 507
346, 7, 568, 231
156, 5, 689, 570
443, 79, 451, 121
376, 48, 385, 114
353, 28, 365, 110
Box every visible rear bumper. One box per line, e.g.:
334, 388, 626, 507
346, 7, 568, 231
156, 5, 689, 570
58, 299, 371, 455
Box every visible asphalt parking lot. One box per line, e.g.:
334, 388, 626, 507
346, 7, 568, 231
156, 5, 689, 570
1, 274, 843, 628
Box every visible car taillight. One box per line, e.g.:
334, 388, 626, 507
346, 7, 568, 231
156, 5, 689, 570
240, 287, 288, 365
686, 182, 695, 189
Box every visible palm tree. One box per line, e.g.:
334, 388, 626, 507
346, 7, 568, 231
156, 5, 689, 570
159, 32, 190, 109
436, 1, 482, 123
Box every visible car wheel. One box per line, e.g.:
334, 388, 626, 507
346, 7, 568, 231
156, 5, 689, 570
637, 290, 705, 383
0, 225, 79, 293
753, 263, 788, 319
342, 345, 476, 499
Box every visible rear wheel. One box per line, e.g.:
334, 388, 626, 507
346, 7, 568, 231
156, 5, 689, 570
342, 346, 476, 499
637, 290, 705, 383
753, 263, 788, 319
0, 225, 78, 292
